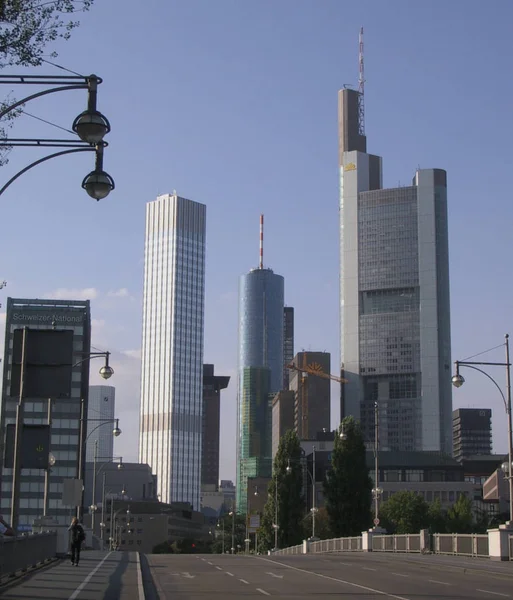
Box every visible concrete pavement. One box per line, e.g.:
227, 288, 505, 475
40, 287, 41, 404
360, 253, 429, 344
144, 551, 513, 599
0, 551, 144, 599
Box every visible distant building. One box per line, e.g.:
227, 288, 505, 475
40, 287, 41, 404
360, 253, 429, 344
453, 408, 492, 462
271, 390, 295, 458
139, 193, 206, 509
201, 364, 230, 488
283, 307, 294, 389
220, 480, 236, 512
86, 385, 115, 462
289, 352, 331, 440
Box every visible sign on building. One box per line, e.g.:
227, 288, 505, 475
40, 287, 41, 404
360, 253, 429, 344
4, 424, 51, 469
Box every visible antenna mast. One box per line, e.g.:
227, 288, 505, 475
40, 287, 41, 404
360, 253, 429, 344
259, 214, 264, 269
358, 26, 365, 136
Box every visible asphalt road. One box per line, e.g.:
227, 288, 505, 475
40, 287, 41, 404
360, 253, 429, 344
145, 551, 513, 599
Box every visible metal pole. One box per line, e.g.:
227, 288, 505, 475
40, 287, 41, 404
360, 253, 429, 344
374, 401, 379, 525
91, 440, 98, 531
505, 334, 513, 525
77, 398, 86, 519
274, 477, 278, 550
101, 472, 106, 546
11, 327, 28, 534
109, 500, 114, 550
43, 398, 52, 517
231, 511, 235, 554
312, 446, 316, 539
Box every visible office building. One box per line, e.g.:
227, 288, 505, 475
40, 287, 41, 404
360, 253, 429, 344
139, 193, 206, 510
0, 297, 91, 527
237, 220, 284, 513
283, 307, 294, 389
271, 390, 295, 458
338, 86, 452, 453
201, 364, 230, 488
453, 408, 492, 462
86, 385, 115, 462
289, 352, 331, 440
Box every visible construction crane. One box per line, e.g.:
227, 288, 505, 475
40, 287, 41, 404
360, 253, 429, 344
287, 358, 348, 439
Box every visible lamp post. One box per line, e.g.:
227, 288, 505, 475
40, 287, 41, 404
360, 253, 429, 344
91, 443, 123, 532
452, 334, 513, 526
100, 476, 127, 548
286, 448, 318, 540
245, 485, 258, 553
229, 509, 235, 554
0, 74, 114, 199
273, 475, 280, 550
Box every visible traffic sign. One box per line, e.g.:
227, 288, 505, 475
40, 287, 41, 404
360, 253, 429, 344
373, 518, 380, 526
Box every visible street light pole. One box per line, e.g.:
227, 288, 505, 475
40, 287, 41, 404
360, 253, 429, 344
274, 477, 279, 550
374, 401, 380, 526
312, 446, 316, 539
91, 440, 98, 530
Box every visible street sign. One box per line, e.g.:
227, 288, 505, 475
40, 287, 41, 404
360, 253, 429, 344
62, 478, 83, 507
248, 514, 260, 533
373, 518, 380, 526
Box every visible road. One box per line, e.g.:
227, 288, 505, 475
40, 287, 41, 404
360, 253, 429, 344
145, 551, 513, 599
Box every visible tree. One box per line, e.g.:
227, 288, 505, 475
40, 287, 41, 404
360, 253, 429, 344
379, 491, 429, 534
0, 0, 94, 68
302, 506, 332, 540
259, 430, 305, 551
323, 416, 372, 537
446, 494, 474, 534
211, 513, 246, 554
427, 498, 448, 533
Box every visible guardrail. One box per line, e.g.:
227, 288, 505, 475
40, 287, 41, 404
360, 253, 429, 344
0, 532, 57, 581
274, 544, 303, 556
433, 533, 489, 558
509, 535, 513, 561
310, 536, 362, 553
372, 534, 421, 553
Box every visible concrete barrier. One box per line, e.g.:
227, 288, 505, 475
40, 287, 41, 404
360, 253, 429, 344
0, 532, 57, 581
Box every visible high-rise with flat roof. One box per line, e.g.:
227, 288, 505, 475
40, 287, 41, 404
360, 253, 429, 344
139, 193, 206, 510
453, 408, 492, 462
0, 298, 91, 527
339, 86, 452, 453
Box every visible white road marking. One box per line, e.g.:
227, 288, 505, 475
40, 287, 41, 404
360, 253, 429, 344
362, 567, 377, 571
266, 571, 283, 579
428, 580, 450, 586
255, 556, 412, 600
215, 566, 223, 570
240, 579, 249, 584
392, 573, 409, 578
476, 591, 509, 598
226, 571, 234, 576
68, 552, 112, 600
207, 561, 213, 565
257, 588, 271, 596
136, 553, 145, 600
182, 572, 195, 579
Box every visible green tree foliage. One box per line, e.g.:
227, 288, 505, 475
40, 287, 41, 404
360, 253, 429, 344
211, 513, 246, 554
303, 506, 332, 540
446, 494, 474, 534
259, 430, 305, 551
323, 416, 372, 537
427, 497, 447, 533
379, 491, 429, 534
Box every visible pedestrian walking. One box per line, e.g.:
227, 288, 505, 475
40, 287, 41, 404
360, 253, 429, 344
68, 517, 85, 566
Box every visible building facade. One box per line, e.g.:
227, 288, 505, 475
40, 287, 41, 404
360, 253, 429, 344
139, 193, 206, 510
0, 298, 91, 528
271, 390, 295, 458
201, 364, 230, 488
86, 385, 115, 463
289, 352, 331, 440
283, 307, 294, 389
338, 87, 452, 454
237, 267, 284, 513
453, 408, 492, 462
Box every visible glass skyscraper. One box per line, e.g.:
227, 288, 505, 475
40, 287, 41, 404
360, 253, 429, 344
0, 298, 91, 528
139, 193, 206, 510
237, 268, 284, 513
339, 88, 452, 454
86, 385, 115, 462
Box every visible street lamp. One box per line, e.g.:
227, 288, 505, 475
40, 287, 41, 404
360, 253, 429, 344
245, 485, 259, 553
91, 438, 123, 531
452, 334, 513, 526
0, 74, 114, 199
229, 510, 235, 554
286, 448, 318, 540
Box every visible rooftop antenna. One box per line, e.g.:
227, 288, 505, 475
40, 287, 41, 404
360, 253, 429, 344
358, 26, 365, 136
259, 214, 264, 269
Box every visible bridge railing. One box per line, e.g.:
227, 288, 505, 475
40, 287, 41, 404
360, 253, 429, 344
372, 533, 421, 553
275, 544, 303, 555
0, 532, 57, 581
309, 536, 362, 554
433, 533, 489, 558
509, 535, 513, 560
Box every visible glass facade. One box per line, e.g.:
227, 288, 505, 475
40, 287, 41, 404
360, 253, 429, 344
0, 298, 91, 528
86, 385, 115, 462
237, 268, 284, 512
139, 194, 206, 510
283, 307, 294, 389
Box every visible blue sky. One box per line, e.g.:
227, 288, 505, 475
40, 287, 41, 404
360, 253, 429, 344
1, 0, 513, 480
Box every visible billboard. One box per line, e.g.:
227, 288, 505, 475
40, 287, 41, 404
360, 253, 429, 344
4, 424, 51, 469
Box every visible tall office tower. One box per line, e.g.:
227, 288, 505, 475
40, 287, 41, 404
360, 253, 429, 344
86, 385, 115, 462
283, 307, 294, 389
453, 408, 492, 462
0, 298, 91, 527
338, 84, 452, 453
271, 390, 295, 458
289, 352, 331, 440
201, 364, 230, 488
139, 193, 206, 509
237, 215, 284, 513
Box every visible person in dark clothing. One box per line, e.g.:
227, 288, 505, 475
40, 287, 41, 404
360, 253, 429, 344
68, 517, 85, 566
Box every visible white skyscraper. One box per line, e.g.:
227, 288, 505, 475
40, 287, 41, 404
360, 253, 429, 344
86, 385, 116, 462
139, 193, 206, 509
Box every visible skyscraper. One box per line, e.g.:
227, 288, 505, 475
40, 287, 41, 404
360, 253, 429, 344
0, 298, 91, 527
237, 216, 284, 513
283, 307, 294, 389
86, 385, 115, 462
453, 408, 492, 462
201, 364, 230, 488
338, 86, 452, 454
139, 193, 206, 509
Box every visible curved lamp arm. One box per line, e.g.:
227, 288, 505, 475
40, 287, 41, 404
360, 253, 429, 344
0, 84, 87, 121
457, 363, 507, 412
85, 420, 118, 444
